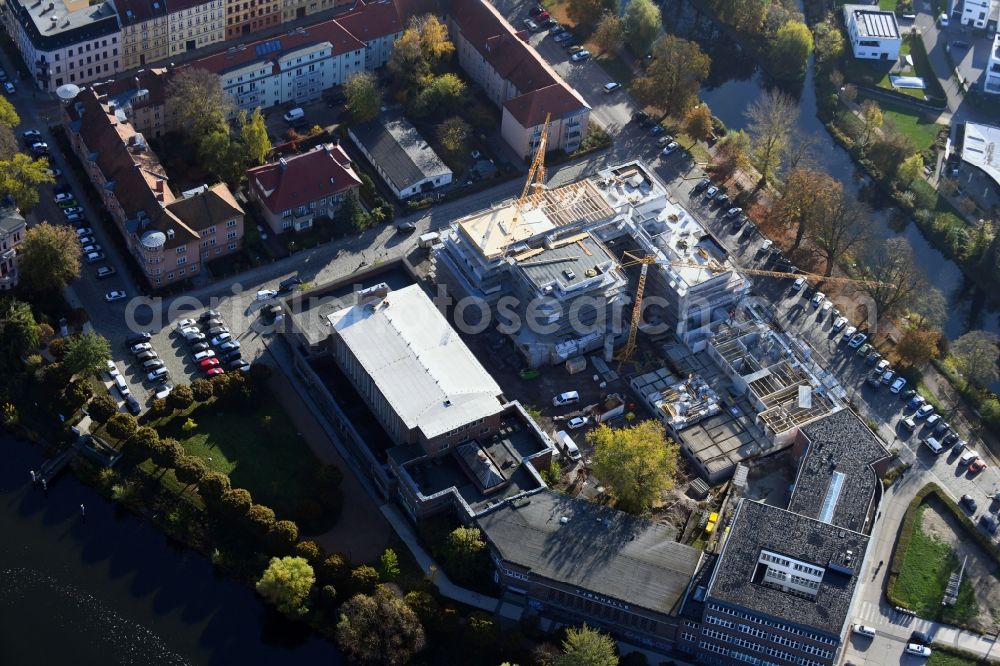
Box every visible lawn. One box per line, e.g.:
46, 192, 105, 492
880, 104, 943, 151
879, 0, 899, 10
844, 35, 947, 104
927, 649, 990, 666
593, 52, 634, 88
158, 397, 337, 532
893, 504, 979, 624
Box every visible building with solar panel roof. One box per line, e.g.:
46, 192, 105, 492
842, 4, 901, 60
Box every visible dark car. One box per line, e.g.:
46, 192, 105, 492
910, 631, 931, 646
125, 395, 141, 415
942, 431, 959, 446
125, 331, 152, 345
199, 309, 221, 322
715, 193, 731, 207
528, 4, 543, 15
631, 111, 651, 127
692, 178, 711, 194
395, 220, 417, 234
960, 494, 978, 512
866, 371, 882, 388
190, 341, 210, 353
202, 318, 223, 329
228, 359, 251, 372
221, 350, 242, 364
207, 326, 229, 337
279, 276, 303, 291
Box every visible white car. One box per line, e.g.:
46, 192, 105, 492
810, 291, 825, 308
875, 359, 890, 373
842, 326, 858, 342
81, 244, 102, 254
791, 277, 805, 292
147, 367, 169, 382
256, 289, 278, 301
54, 192, 74, 203
831, 316, 847, 332
175, 318, 197, 329
154, 384, 173, 400
890, 377, 907, 394
211, 333, 231, 346
130, 342, 152, 354
905, 643, 931, 657
75, 227, 93, 236
570, 49, 591, 62
567, 416, 589, 429
661, 141, 679, 155
938, 12, 949, 27
192, 349, 216, 361
105, 359, 120, 378
104, 290, 127, 302
178, 326, 200, 337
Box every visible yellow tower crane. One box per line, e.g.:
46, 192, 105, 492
614, 251, 658, 367
498, 113, 551, 256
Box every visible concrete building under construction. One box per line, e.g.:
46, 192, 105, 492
433, 161, 750, 367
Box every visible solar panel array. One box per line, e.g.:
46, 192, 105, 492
255, 39, 283, 57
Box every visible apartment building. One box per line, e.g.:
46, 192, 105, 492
961, 0, 994, 28
842, 4, 901, 60
447, 0, 590, 157
63, 86, 244, 287
1, 0, 122, 92
281, 0, 351, 23
0, 208, 27, 291
187, 0, 400, 112
985, 34, 1000, 94
167, 0, 225, 58
247, 142, 361, 234
224, 0, 281, 39
114, 0, 168, 69
89, 67, 170, 137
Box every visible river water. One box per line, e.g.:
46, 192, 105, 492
0, 435, 342, 665
697, 45, 1000, 343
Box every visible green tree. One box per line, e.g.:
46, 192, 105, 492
336, 585, 426, 665
0, 299, 39, 370
219, 487, 253, 518
199, 471, 231, 502
267, 519, 299, 552
190, 378, 213, 403
813, 19, 845, 68
568, 0, 618, 30
745, 88, 797, 187
388, 29, 430, 97
321, 553, 349, 586
128, 427, 160, 462
868, 128, 914, 181
555, 624, 618, 666
256, 556, 315, 616
87, 394, 119, 423
896, 153, 924, 188
344, 72, 381, 123
174, 455, 208, 493
770, 21, 813, 81
593, 13, 624, 53
856, 237, 924, 322
349, 565, 381, 596
334, 190, 368, 232
17, 223, 80, 293
247, 504, 277, 536
632, 35, 710, 119
896, 326, 940, 368
859, 100, 883, 151
0, 96, 19, 128
152, 438, 184, 470
413, 14, 454, 67
0, 153, 55, 211
166, 67, 232, 142
239, 107, 271, 166
412, 73, 467, 118
441, 526, 487, 583
295, 540, 324, 565
809, 185, 869, 276
379, 548, 400, 581
588, 420, 679, 513
62, 332, 111, 378
168, 384, 194, 412
106, 412, 138, 442
623, 0, 661, 56
950, 330, 1000, 389
199, 130, 245, 185
911, 286, 946, 330
437, 116, 471, 154
682, 104, 714, 145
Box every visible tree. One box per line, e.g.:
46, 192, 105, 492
295, 540, 324, 565
388, 29, 430, 97
238, 108, 271, 166
568, 0, 617, 30
321, 553, 349, 585
256, 556, 315, 616
190, 379, 213, 403
413, 15, 454, 66
344, 72, 381, 123
247, 504, 277, 536
334, 190, 368, 232
0, 153, 55, 211
349, 565, 381, 596
770, 21, 813, 81
166, 67, 232, 142
168, 384, 194, 412
715, 129, 751, 173
0, 126, 17, 161
336, 585, 426, 665
809, 187, 869, 276
0, 299, 39, 370
441, 526, 487, 583
128, 427, 160, 462
856, 237, 924, 321
106, 412, 138, 442
745, 89, 797, 187
199, 471, 231, 502
379, 548, 400, 581
151, 438, 184, 470
771, 168, 839, 251
682, 104, 714, 145
911, 286, 946, 330
87, 394, 119, 424
588, 420, 679, 513
593, 13, 624, 53
632, 35, 710, 119
555, 625, 618, 666
63, 332, 111, 378
0, 96, 19, 129
17, 223, 80, 293
268, 520, 300, 554
868, 128, 914, 181
199, 130, 245, 185
897, 327, 940, 367
219, 487, 253, 518
61, 380, 93, 412
412, 73, 467, 118
813, 19, 845, 68
781, 129, 819, 178
949, 331, 1000, 389
174, 455, 208, 493
859, 100, 883, 151
896, 153, 924, 188
437, 116, 471, 154
623, 0, 661, 56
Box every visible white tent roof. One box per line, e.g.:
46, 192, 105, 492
962, 122, 1000, 187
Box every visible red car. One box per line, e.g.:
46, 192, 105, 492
198, 357, 220, 369
537, 9, 550, 20
206, 367, 225, 377
969, 458, 987, 474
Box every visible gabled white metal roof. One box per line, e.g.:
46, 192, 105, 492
328, 284, 504, 440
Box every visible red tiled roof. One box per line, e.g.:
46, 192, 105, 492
449, 0, 508, 55
503, 83, 588, 128
335, 0, 405, 42
484, 32, 555, 96
190, 15, 365, 75
247, 143, 361, 213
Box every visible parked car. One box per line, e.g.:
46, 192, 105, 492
529, 4, 544, 16
142, 358, 165, 371
130, 342, 152, 354
63, 206, 84, 216
65, 213, 85, 224
229, 360, 251, 372
147, 367, 169, 383
831, 316, 847, 332
570, 49, 592, 61
207, 326, 230, 337
217, 340, 240, 352
890, 377, 907, 394
77, 235, 96, 246
980, 514, 998, 535
959, 494, 977, 512
969, 458, 987, 474
847, 333, 868, 349
86, 251, 105, 264
205, 367, 225, 377
74, 227, 93, 237
175, 318, 197, 329
192, 349, 216, 361
184, 332, 206, 344
842, 326, 858, 341
908, 394, 926, 409
395, 220, 416, 234
126, 332, 151, 345
198, 357, 220, 369
154, 384, 173, 400
190, 341, 210, 353
810, 291, 825, 308
725, 207, 743, 219
703, 186, 719, 200
549, 24, 564, 34
900, 416, 916, 431
22, 129, 41, 140
881, 370, 895, 385
135, 350, 157, 362
125, 395, 141, 415
200, 309, 221, 321
942, 431, 960, 446
523, 18, 539, 31
81, 244, 102, 254
210, 333, 231, 346
603, 81, 621, 93
54, 192, 75, 203
567, 416, 589, 429
915, 403, 934, 419
3, 82, 15, 95
661, 141, 679, 155
553, 31, 573, 43
178, 326, 200, 337
791, 277, 805, 292
104, 290, 127, 302
30, 142, 47, 156
692, 178, 711, 194
910, 631, 932, 646
256, 289, 278, 301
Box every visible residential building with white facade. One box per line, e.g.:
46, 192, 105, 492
842, 4, 901, 60
1, 0, 122, 92
167, 0, 225, 58
961, 0, 994, 28
113, 0, 168, 70
985, 34, 1000, 94
0, 208, 26, 291
348, 114, 452, 199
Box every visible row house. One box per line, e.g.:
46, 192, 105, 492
114, 0, 168, 69
280, 0, 350, 23
168, 0, 225, 58
447, 0, 589, 157
1, 0, 122, 93
0, 208, 27, 291
63, 86, 244, 288
224, 0, 281, 40
89, 67, 170, 137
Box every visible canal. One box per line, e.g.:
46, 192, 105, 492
0, 435, 343, 665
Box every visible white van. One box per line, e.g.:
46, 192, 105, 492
852, 624, 876, 638
552, 391, 580, 407
418, 232, 440, 248
923, 437, 943, 455
283, 107, 304, 123
113, 374, 129, 398
555, 430, 581, 461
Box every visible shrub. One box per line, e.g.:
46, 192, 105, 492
199, 471, 231, 502
247, 504, 277, 536
294, 539, 324, 565
320, 552, 349, 585
190, 379, 214, 402
348, 565, 380, 596
87, 394, 118, 423
267, 519, 300, 554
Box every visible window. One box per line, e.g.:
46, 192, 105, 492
226, 219, 237, 227
176, 246, 186, 254
227, 231, 237, 239
166, 272, 174, 280
228, 242, 237, 250
177, 256, 187, 266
